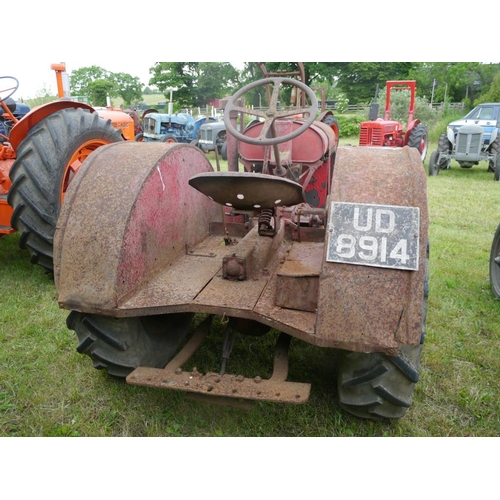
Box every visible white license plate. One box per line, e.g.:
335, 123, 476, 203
326, 202, 420, 271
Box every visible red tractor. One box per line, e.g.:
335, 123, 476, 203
0, 64, 134, 272
359, 80, 428, 161
54, 69, 429, 420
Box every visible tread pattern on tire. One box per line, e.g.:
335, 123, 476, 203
7, 107, 123, 272
488, 136, 500, 173
407, 123, 429, 161
67, 311, 194, 378
437, 132, 451, 169
337, 247, 429, 420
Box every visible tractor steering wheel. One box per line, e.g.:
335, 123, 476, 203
224, 77, 318, 146
0, 76, 19, 102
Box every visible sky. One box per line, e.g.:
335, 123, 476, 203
5, 2, 484, 102
4, 60, 157, 100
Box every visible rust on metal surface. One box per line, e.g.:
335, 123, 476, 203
56, 143, 427, 357
315, 146, 428, 355
127, 367, 310, 404
126, 318, 310, 404
275, 242, 323, 312
55, 142, 222, 312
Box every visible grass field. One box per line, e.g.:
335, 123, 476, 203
1, 138, 499, 439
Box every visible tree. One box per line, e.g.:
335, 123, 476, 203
70, 66, 110, 96
234, 62, 341, 108
408, 62, 500, 105
111, 72, 143, 106
475, 70, 500, 104
334, 63, 418, 104
149, 62, 240, 108
87, 79, 114, 107
69, 66, 144, 105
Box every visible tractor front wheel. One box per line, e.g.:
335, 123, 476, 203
437, 132, 451, 170
67, 311, 194, 378
495, 152, 500, 181
221, 141, 228, 161
488, 136, 500, 173
407, 123, 429, 161
8, 107, 123, 273
428, 151, 440, 176
162, 134, 177, 143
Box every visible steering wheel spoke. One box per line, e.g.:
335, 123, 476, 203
224, 77, 318, 147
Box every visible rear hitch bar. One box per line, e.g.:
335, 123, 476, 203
126, 316, 311, 405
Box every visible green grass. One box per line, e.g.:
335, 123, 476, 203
1, 139, 499, 437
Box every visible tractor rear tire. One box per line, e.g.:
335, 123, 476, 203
322, 115, 340, 145
407, 123, 429, 161
337, 247, 428, 420
488, 136, 500, 172
67, 311, 194, 378
8, 107, 123, 273
490, 223, 500, 299
337, 343, 423, 419
428, 150, 440, 176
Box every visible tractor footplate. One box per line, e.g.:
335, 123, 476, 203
126, 317, 311, 404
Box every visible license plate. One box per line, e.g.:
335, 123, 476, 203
326, 202, 420, 271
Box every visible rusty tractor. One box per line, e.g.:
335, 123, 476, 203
1, 64, 134, 272
54, 73, 429, 420
359, 80, 429, 162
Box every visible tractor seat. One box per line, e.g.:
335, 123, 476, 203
189, 171, 305, 210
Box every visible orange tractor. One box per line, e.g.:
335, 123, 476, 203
0, 64, 134, 272
54, 67, 429, 420
359, 80, 429, 161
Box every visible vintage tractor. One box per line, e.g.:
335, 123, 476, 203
54, 74, 428, 420
428, 116, 500, 179
139, 111, 216, 144
1, 64, 134, 272
359, 80, 429, 162
196, 119, 227, 155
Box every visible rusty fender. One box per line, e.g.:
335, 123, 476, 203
315, 146, 428, 356
54, 142, 222, 313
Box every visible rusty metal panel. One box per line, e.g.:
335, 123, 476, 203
238, 121, 330, 164
55, 142, 221, 314
275, 242, 323, 312
253, 274, 317, 340
120, 248, 224, 310
315, 146, 428, 355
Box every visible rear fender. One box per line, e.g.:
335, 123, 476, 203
8, 100, 94, 150
54, 142, 222, 313
315, 146, 428, 356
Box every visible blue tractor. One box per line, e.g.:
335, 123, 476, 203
139, 112, 216, 143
